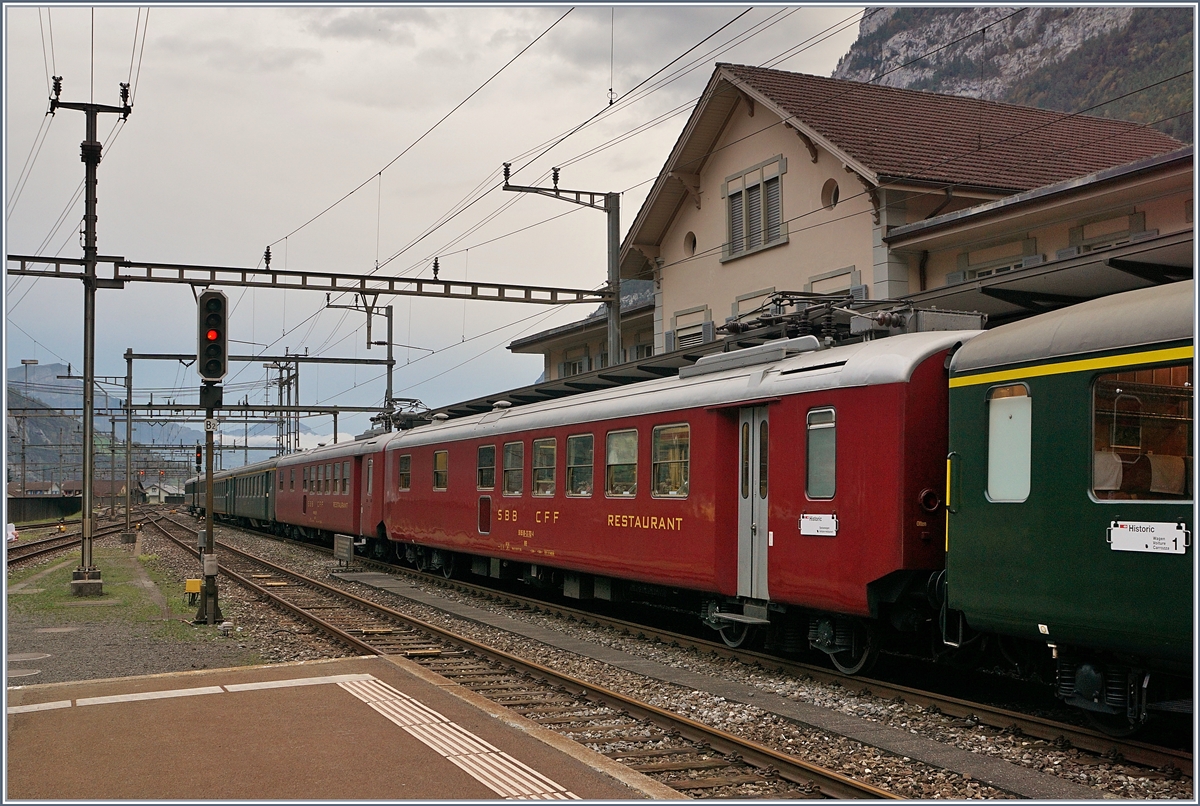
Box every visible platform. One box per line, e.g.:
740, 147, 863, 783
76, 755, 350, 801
6, 654, 679, 800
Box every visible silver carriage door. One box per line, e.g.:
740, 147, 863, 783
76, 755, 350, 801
737, 406, 770, 600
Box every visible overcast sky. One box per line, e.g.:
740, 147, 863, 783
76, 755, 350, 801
5, 5, 863, 442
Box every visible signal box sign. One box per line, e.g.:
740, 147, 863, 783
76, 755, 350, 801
1107, 521, 1190, 554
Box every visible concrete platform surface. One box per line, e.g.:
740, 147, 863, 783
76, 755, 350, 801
7, 654, 676, 800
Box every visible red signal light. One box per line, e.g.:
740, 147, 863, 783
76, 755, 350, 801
206, 328, 220, 341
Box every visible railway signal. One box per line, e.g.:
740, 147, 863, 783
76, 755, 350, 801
197, 289, 229, 381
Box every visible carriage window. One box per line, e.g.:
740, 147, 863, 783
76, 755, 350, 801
398, 454, 411, 491
606, 430, 637, 497
367, 458, 374, 495
1093, 363, 1192, 500
652, 424, 689, 498
279, 473, 284, 491
433, 451, 449, 491
343, 461, 350, 494
503, 442, 524, 496
333, 462, 340, 494
758, 420, 768, 500
567, 434, 594, 497
477, 445, 496, 490
317, 465, 323, 494
807, 408, 836, 499
532, 438, 556, 496
303, 467, 308, 492
741, 422, 750, 499
987, 385, 1030, 502
290, 469, 294, 491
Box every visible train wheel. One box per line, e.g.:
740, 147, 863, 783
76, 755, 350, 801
440, 553, 456, 579
719, 623, 753, 648
413, 549, 428, 573
830, 623, 878, 675
371, 540, 389, 561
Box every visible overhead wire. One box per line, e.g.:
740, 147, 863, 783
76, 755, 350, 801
268, 7, 574, 249
254, 7, 874, 387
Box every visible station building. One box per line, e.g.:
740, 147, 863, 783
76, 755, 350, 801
511, 63, 1191, 380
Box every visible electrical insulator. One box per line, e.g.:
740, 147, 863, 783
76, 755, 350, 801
503, 163, 511, 184
197, 289, 229, 381
263, 246, 271, 268
52, 76, 62, 98
120, 82, 130, 105
552, 167, 560, 188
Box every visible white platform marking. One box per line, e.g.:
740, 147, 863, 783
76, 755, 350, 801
338, 678, 579, 800
6, 700, 71, 714
7, 671, 582, 799
76, 686, 225, 706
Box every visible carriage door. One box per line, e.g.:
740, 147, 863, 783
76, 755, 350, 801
737, 407, 770, 600
359, 458, 374, 530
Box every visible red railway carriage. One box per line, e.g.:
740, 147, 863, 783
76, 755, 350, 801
274, 434, 390, 544
381, 330, 977, 670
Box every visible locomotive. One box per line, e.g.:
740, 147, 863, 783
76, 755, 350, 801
187, 281, 1193, 730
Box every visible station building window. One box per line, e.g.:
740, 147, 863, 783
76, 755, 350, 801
566, 434, 594, 497
503, 442, 524, 496
723, 155, 786, 260
433, 451, 448, 491
806, 408, 836, 499
1092, 363, 1193, 500
606, 430, 637, 497
533, 438, 556, 497
986, 385, 1030, 502
478, 445, 496, 490
652, 424, 689, 497
398, 454, 411, 491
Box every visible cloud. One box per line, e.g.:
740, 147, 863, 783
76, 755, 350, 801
155, 32, 322, 74
299, 7, 438, 45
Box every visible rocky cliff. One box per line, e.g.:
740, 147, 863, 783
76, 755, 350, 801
832, 7, 1192, 143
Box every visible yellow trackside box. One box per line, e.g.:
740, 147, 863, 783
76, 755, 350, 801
185, 579, 202, 594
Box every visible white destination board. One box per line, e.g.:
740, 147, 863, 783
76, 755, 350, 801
1107, 521, 1189, 554
799, 514, 838, 536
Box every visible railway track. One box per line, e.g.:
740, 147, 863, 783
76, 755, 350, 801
5, 518, 146, 567
207, 518, 1192, 781
149, 513, 896, 799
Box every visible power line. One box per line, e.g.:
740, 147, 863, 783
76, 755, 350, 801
269, 7, 574, 248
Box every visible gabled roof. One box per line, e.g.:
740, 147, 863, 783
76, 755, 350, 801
620, 63, 1183, 278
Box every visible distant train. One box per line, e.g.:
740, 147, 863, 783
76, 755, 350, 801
188, 281, 1193, 732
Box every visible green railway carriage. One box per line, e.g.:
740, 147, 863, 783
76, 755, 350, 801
945, 281, 1193, 731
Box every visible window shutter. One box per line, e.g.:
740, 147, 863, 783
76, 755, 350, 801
556, 362, 566, 379
746, 183, 762, 250
764, 176, 781, 242
729, 190, 744, 255
664, 330, 676, 352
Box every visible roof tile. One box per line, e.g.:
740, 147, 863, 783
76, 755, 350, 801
722, 64, 1184, 192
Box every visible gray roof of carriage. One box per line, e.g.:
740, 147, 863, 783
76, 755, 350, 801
950, 280, 1194, 375
392, 330, 981, 448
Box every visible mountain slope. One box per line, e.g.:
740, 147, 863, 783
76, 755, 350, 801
832, 7, 1193, 143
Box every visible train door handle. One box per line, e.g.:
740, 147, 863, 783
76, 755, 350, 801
751, 522, 757, 536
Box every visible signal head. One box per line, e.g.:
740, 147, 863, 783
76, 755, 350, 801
197, 290, 229, 381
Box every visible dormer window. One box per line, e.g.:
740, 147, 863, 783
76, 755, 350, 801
722, 155, 787, 261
